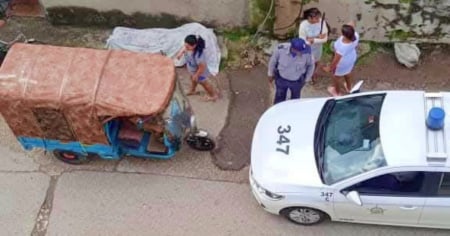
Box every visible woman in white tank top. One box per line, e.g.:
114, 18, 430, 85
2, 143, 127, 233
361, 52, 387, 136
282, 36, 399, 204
324, 21, 359, 96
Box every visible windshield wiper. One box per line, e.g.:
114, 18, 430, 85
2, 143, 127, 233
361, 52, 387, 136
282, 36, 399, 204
314, 99, 335, 183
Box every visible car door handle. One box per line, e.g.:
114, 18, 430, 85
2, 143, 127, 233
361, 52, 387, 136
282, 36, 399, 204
400, 205, 417, 210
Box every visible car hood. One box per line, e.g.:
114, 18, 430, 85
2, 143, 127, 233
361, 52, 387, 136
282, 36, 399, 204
251, 98, 328, 193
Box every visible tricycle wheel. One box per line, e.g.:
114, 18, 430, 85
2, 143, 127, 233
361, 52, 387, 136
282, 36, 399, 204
186, 133, 216, 151
53, 150, 90, 165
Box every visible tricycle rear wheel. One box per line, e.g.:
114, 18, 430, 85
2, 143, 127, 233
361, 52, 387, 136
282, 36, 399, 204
53, 150, 90, 165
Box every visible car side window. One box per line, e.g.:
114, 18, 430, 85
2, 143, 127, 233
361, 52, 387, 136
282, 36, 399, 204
344, 171, 426, 196
437, 173, 450, 196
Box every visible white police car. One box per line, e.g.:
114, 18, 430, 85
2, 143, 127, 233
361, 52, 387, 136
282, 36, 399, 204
250, 87, 450, 229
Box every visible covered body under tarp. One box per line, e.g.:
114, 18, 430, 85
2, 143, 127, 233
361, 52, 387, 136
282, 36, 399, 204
0, 43, 176, 145
105, 22, 221, 76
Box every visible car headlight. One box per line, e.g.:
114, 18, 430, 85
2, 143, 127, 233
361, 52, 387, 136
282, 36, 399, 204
251, 171, 284, 201
264, 190, 284, 200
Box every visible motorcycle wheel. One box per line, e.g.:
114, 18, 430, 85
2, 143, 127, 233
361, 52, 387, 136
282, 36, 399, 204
186, 133, 216, 151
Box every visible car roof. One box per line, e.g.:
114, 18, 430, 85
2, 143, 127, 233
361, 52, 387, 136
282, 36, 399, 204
378, 91, 450, 168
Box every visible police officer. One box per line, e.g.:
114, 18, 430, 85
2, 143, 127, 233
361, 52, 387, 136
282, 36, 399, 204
268, 38, 314, 104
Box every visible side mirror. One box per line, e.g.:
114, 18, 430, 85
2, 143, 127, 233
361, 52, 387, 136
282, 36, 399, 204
350, 80, 364, 94
346, 190, 363, 206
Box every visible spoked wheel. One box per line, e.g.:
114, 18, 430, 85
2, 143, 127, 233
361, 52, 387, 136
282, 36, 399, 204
281, 207, 327, 225
53, 150, 90, 165
186, 130, 216, 151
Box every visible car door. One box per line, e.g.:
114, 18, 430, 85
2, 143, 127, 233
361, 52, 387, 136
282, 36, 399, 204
333, 171, 429, 225
419, 172, 450, 229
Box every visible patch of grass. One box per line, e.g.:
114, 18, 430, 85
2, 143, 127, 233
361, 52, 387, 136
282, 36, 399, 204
323, 41, 334, 56
369, 41, 393, 52
222, 28, 255, 42
218, 33, 247, 69
223, 47, 243, 69
219, 27, 261, 69
356, 54, 373, 66
219, 59, 227, 71
388, 29, 412, 41
399, 0, 412, 3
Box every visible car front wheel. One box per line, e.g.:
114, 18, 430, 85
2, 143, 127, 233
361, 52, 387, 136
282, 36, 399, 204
281, 207, 327, 225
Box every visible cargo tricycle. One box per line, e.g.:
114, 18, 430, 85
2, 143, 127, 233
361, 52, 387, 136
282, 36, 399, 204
0, 43, 215, 164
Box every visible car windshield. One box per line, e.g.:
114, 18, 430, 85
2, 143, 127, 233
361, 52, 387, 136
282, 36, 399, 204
315, 94, 387, 185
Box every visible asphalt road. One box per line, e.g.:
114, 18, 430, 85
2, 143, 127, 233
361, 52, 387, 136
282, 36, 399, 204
213, 66, 271, 170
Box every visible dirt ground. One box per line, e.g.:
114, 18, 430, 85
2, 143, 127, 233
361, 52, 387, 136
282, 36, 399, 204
314, 45, 450, 92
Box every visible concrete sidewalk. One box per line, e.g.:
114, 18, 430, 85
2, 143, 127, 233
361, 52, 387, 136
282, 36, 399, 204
0, 172, 49, 235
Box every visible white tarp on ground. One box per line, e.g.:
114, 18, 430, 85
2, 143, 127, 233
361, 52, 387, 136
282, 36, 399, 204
106, 22, 221, 76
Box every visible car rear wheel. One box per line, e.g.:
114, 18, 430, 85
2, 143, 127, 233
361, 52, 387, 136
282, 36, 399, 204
281, 207, 327, 225
53, 150, 90, 165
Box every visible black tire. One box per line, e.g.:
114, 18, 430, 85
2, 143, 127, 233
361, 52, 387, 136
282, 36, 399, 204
186, 133, 216, 151
0, 50, 7, 66
53, 150, 90, 165
280, 207, 327, 226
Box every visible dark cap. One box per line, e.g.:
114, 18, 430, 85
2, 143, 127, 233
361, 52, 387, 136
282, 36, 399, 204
290, 38, 311, 53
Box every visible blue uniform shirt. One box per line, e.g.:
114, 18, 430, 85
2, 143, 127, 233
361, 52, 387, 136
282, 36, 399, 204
268, 43, 315, 81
